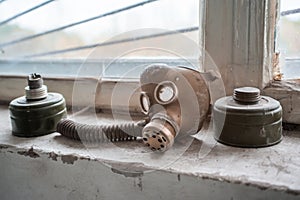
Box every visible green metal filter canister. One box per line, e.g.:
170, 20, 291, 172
9, 74, 67, 137
213, 87, 282, 147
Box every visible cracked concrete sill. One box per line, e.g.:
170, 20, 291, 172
0, 105, 300, 200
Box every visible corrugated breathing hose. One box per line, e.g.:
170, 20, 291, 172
56, 119, 145, 143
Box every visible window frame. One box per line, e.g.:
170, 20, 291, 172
1, 0, 300, 124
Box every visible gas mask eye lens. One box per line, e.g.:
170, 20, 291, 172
140, 92, 150, 114
159, 86, 173, 101
154, 81, 178, 105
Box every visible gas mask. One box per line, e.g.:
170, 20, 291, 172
57, 64, 211, 152
139, 64, 210, 152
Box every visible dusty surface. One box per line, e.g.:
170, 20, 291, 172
1, 105, 300, 195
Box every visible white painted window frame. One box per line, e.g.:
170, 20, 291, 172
1, 0, 299, 124
201, 0, 300, 124
201, 0, 277, 92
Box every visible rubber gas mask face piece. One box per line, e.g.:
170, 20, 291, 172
139, 64, 210, 152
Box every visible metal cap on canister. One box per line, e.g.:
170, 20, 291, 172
213, 87, 282, 147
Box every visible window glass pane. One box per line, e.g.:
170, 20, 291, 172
0, 0, 199, 62
278, 0, 300, 79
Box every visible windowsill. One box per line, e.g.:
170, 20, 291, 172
1, 105, 300, 198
